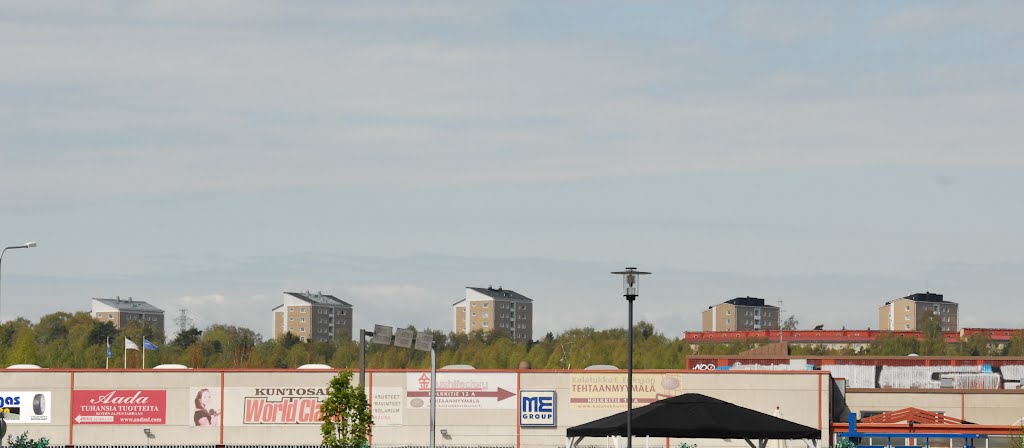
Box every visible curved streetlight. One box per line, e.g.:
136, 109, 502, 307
0, 242, 37, 323
611, 267, 650, 448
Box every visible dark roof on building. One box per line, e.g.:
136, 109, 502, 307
468, 286, 532, 302
285, 291, 352, 307
707, 297, 779, 309
92, 297, 164, 313
904, 292, 945, 303
884, 292, 950, 306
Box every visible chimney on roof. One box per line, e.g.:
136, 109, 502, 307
488, 285, 493, 290
498, 286, 502, 291
129, 297, 133, 302
116, 296, 121, 302
318, 291, 322, 296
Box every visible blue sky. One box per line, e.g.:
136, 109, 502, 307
1, 2, 1022, 339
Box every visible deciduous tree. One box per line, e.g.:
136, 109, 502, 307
320, 370, 372, 448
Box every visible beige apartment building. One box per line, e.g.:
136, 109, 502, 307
879, 292, 959, 332
701, 297, 780, 331
453, 286, 533, 342
91, 297, 165, 334
272, 291, 353, 342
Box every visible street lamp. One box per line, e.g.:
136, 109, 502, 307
611, 267, 650, 448
0, 242, 37, 322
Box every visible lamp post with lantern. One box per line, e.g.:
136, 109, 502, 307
0, 242, 37, 322
611, 267, 650, 448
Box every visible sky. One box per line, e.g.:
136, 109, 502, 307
1, 1, 1023, 341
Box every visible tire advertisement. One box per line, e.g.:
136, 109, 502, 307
0, 391, 52, 424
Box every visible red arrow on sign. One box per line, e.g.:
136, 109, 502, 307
408, 387, 517, 401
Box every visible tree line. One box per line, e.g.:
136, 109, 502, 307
1, 311, 1022, 369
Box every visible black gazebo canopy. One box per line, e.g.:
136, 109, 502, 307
566, 393, 820, 447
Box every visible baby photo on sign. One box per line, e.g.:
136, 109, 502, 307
190, 387, 221, 426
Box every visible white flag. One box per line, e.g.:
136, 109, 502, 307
125, 337, 139, 350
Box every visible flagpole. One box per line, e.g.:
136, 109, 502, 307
124, 336, 128, 369
106, 336, 109, 369
143, 339, 146, 369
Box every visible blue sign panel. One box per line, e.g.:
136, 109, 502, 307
520, 390, 556, 427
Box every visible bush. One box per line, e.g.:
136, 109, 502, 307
7, 431, 49, 448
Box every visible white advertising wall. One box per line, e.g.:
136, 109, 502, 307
0, 369, 836, 447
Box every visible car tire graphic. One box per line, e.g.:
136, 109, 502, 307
33, 394, 45, 416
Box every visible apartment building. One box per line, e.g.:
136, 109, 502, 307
452, 286, 533, 342
879, 292, 959, 332
701, 297, 780, 332
272, 291, 353, 342
91, 297, 165, 334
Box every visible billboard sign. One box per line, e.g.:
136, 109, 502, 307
0, 392, 51, 424
569, 373, 683, 409
241, 387, 326, 425
72, 390, 166, 424
519, 390, 556, 427
371, 387, 403, 426
405, 372, 517, 409
188, 387, 222, 427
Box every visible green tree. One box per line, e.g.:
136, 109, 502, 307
867, 332, 919, 356
782, 315, 799, 330
1004, 331, 1024, 356
918, 313, 948, 356
8, 328, 40, 365
171, 327, 202, 348
320, 370, 372, 448
1008, 420, 1024, 448
958, 332, 993, 356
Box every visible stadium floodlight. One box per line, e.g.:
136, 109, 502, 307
371, 324, 393, 345
394, 328, 415, 348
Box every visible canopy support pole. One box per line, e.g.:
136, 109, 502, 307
759, 439, 769, 448
746, 439, 758, 448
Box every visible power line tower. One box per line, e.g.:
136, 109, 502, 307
175, 309, 194, 332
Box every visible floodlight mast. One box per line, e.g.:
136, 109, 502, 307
359, 329, 373, 387
430, 340, 437, 448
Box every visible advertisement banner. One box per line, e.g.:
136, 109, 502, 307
0, 392, 52, 423
569, 373, 683, 409
519, 390, 556, 427
189, 387, 222, 427
238, 387, 327, 425
405, 372, 517, 410
72, 390, 166, 424
371, 387, 403, 426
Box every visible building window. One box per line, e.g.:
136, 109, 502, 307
341, 310, 346, 315
905, 305, 910, 311
483, 303, 489, 308
726, 310, 731, 315
301, 307, 306, 313
726, 319, 731, 324
905, 315, 911, 320
300, 327, 305, 332
472, 303, 477, 307
483, 313, 489, 318
472, 312, 477, 316
905, 324, 910, 330
289, 317, 294, 321
482, 322, 489, 328
300, 318, 305, 322
108, 313, 113, 318
289, 307, 294, 312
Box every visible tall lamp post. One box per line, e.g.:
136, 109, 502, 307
0, 242, 37, 322
611, 267, 650, 448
